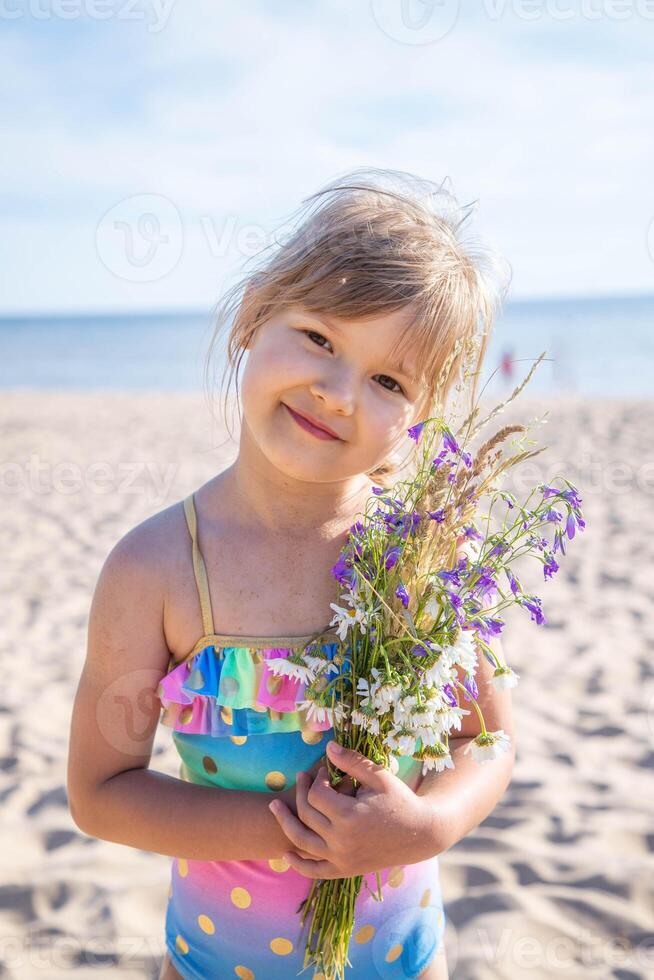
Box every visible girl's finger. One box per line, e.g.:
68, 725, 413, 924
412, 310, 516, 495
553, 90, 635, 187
295, 771, 331, 832
282, 850, 338, 880
268, 800, 327, 857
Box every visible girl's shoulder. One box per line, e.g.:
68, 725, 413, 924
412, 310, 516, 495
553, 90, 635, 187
103, 496, 188, 586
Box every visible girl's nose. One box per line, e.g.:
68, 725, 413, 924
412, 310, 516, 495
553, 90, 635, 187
309, 375, 356, 415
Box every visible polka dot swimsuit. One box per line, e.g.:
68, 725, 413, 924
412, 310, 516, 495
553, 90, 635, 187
157, 492, 446, 979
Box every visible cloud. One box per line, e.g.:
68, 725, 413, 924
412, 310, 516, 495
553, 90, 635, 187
1, 0, 652, 312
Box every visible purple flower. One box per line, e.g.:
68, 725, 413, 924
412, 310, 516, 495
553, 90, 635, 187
382, 509, 422, 539
427, 508, 446, 522
521, 595, 546, 626
447, 590, 463, 613
545, 507, 563, 523
395, 583, 410, 608
468, 616, 504, 641
443, 431, 460, 455
411, 642, 430, 658
473, 569, 499, 602
431, 449, 449, 469
462, 672, 479, 702
407, 421, 426, 444
543, 555, 559, 580
371, 486, 385, 495
552, 528, 567, 556
443, 683, 458, 707
461, 450, 473, 468
331, 554, 357, 588
383, 545, 402, 570
505, 568, 520, 595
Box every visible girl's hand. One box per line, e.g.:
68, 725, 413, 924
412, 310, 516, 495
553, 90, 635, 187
267, 741, 437, 879
272, 754, 356, 816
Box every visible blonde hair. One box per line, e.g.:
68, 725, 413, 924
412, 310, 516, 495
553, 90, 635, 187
204, 166, 512, 487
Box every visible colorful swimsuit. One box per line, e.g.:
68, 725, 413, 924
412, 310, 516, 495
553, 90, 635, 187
157, 492, 446, 979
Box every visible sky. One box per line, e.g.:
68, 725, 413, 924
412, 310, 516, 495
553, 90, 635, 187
1, 0, 653, 315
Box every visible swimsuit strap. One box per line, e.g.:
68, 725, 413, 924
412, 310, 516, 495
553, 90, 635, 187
182, 492, 216, 638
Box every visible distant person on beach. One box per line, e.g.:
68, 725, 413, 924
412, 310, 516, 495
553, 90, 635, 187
500, 347, 514, 384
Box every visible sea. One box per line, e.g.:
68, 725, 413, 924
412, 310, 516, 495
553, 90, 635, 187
0, 293, 651, 398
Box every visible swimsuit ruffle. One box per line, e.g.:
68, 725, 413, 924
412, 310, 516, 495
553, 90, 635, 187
157, 642, 345, 737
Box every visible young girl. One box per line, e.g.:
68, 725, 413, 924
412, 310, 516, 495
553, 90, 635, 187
67, 167, 515, 980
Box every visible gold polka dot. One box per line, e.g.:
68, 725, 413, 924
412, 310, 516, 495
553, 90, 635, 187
175, 935, 189, 955
231, 887, 251, 909
420, 888, 431, 907
270, 937, 294, 955
301, 730, 323, 745
231, 735, 248, 745
265, 771, 287, 791
222, 676, 240, 696
387, 866, 405, 888
385, 943, 404, 963
187, 668, 205, 690
235, 967, 255, 980
179, 707, 194, 725
221, 705, 233, 725
267, 674, 283, 695
354, 924, 375, 944
197, 913, 215, 934
202, 755, 218, 775
268, 856, 290, 872
177, 858, 188, 877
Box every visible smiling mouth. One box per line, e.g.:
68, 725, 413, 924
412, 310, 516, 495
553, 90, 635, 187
283, 403, 341, 441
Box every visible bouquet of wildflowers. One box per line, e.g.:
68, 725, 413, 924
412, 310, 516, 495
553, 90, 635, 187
284, 351, 585, 979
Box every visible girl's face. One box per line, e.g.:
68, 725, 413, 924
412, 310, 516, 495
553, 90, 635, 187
239, 303, 426, 484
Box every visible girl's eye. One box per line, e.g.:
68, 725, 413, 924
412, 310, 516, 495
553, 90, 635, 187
302, 330, 405, 396
305, 330, 331, 349
376, 374, 404, 395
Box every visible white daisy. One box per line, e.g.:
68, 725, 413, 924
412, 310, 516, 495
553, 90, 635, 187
446, 630, 479, 672
422, 754, 455, 775
266, 657, 315, 684
329, 591, 369, 641
491, 667, 520, 690
463, 729, 512, 764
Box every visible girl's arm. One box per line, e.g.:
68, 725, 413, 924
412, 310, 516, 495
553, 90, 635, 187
66, 522, 299, 862
415, 634, 516, 852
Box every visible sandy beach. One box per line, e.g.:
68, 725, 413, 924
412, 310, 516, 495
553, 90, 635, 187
1, 388, 652, 979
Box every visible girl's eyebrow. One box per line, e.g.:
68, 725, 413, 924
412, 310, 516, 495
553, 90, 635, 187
301, 312, 417, 382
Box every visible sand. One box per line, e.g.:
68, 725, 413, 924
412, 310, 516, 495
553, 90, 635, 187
1, 388, 652, 979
